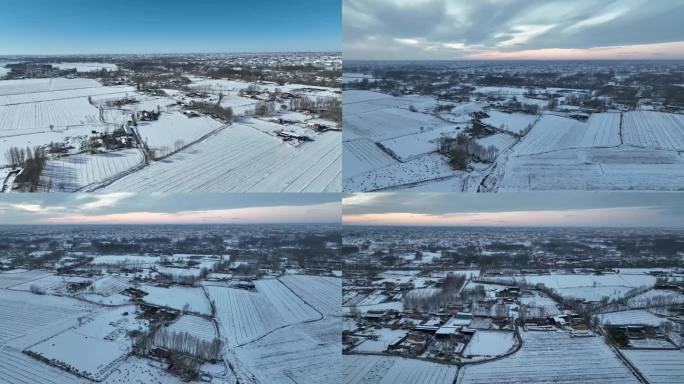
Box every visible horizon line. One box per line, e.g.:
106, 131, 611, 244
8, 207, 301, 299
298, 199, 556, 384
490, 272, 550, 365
0, 222, 342, 226
342, 223, 684, 229
343, 58, 684, 62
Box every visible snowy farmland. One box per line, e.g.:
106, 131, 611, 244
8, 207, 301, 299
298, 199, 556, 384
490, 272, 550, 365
100, 123, 341, 192
1, 71, 341, 192
43, 148, 144, 191
166, 315, 217, 343
481, 110, 537, 134
208, 276, 341, 384
207, 278, 320, 347
343, 84, 684, 191
26, 305, 148, 381
458, 330, 638, 384
0, 290, 93, 348
344, 354, 458, 384
463, 330, 516, 357
482, 271, 656, 302
0, 347, 87, 384
135, 111, 224, 155
139, 285, 212, 316
495, 111, 684, 191
236, 317, 341, 384
622, 349, 684, 384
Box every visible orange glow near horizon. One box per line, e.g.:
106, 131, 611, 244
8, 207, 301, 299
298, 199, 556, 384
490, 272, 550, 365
343, 207, 660, 227
43, 204, 341, 225
465, 41, 684, 60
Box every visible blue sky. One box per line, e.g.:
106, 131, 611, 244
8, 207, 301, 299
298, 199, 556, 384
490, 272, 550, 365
0, 0, 341, 54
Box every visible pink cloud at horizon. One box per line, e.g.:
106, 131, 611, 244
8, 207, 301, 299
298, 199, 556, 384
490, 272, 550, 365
343, 207, 663, 227
465, 41, 684, 60
43, 204, 341, 225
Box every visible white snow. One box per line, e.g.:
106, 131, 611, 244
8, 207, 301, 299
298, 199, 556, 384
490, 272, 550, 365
459, 330, 638, 384
139, 285, 212, 315
482, 110, 538, 134
207, 278, 320, 347
166, 315, 217, 342
596, 310, 667, 326
135, 111, 223, 155
344, 354, 457, 384
622, 349, 684, 384
463, 330, 516, 357
43, 148, 144, 191
101, 124, 341, 192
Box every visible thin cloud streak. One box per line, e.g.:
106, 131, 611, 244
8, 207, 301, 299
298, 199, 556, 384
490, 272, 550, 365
0, 194, 341, 225
344, 207, 667, 227
342, 192, 684, 228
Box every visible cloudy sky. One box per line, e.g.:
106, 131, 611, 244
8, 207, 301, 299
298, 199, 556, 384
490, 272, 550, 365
344, 0, 684, 60
0, 193, 340, 225
343, 192, 684, 227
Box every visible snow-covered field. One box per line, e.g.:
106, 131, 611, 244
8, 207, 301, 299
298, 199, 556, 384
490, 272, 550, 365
627, 289, 684, 308
513, 113, 621, 156
482, 110, 537, 134
139, 285, 212, 315
0, 346, 87, 384
0, 290, 91, 346
43, 148, 144, 191
343, 138, 396, 177
135, 111, 223, 155
463, 330, 516, 357
100, 124, 341, 192
0, 78, 102, 96
0, 270, 52, 288
623, 110, 684, 150
236, 316, 340, 384
497, 111, 684, 191
483, 272, 656, 302
207, 278, 320, 347
499, 147, 684, 191
476, 133, 516, 151
26, 305, 147, 381
280, 275, 341, 316
344, 152, 464, 191
343, 86, 684, 192
458, 330, 638, 383
622, 349, 684, 384
206, 276, 340, 384
166, 315, 217, 342
344, 354, 458, 384
596, 310, 668, 326
378, 125, 465, 162
0, 98, 100, 134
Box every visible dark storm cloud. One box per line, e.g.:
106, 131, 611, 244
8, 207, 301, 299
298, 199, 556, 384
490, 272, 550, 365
343, 0, 684, 59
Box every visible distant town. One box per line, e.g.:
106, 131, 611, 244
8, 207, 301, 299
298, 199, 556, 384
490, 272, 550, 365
0, 52, 342, 192
0, 224, 341, 383
343, 60, 684, 192
343, 226, 684, 383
